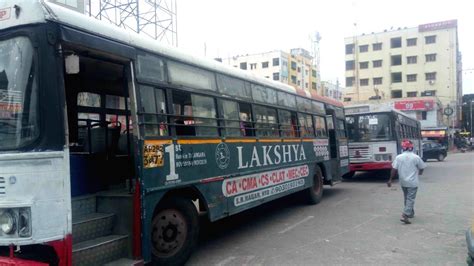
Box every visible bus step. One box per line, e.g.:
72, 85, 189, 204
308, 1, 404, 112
72, 212, 115, 244
72, 195, 97, 217
72, 234, 128, 266
104, 258, 144, 266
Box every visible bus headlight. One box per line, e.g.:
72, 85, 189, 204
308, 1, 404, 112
0, 211, 15, 234
375, 154, 382, 161
382, 154, 390, 161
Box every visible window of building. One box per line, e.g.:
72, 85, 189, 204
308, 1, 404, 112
425, 72, 437, 81
297, 67, 301, 73
407, 91, 417, 97
297, 80, 301, 86
250, 63, 257, 70
312, 69, 317, 77
291, 61, 297, 70
273, 72, 279, 81
407, 74, 417, 82
391, 55, 402, 66
240, 62, 247, 70
312, 82, 317, 90
359, 45, 369, 53
291, 75, 297, 84
425, 53, 437, 62
272, 57, 279, 66
391, 37, 402, 48
373, 42, 382, 51
391, 90, 402, 98
343, 97, 352, 102
422, 90, 436, 96
425, 35, 436, 44
359, 61, 369, 69
346, 60, 355, 70
391, 72, 402, 83
373, 77, 383, 85
305, 82, 309, 89
262, 61, 269, 68
407, 56, 417, 64
360, 79, 369, 86
345, 43, 354, 54
346, 77, 355, 87
373, 60, 382, 68
407, 38, 417, 46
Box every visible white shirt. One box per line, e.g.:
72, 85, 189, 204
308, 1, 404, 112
392, 151, 427, 188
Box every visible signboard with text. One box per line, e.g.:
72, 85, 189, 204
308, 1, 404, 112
394, 99, 434, 111
419, 20, 457, 32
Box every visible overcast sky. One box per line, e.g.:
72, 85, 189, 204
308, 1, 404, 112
177, 0, 473, 94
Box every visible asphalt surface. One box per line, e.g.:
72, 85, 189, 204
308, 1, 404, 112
187, 152, 474, 265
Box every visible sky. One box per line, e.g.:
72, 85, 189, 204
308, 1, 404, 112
176, 0, 474, 94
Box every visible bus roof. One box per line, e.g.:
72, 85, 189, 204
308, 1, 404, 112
344, 103, 416, 120
1, 0, 343, 108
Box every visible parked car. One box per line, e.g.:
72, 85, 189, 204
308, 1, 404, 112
467, 222, 474, 266
422, 141, 447, 162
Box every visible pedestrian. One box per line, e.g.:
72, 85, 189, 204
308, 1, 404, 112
387, 139, 427, 224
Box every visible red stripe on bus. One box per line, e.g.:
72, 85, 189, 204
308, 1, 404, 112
133, 179, 142, 259
47, 234, 72, 266
200, 177, 225, 183
350, 162, 392, 171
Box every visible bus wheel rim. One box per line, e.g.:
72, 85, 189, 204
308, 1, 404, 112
151, 209, 188, 258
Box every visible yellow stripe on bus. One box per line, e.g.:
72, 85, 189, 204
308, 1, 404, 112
144, 140, 173, 145
177, 139, 222, 144
225, 139, 257, 143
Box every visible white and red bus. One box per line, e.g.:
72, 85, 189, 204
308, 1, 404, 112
343, 104, 422, 179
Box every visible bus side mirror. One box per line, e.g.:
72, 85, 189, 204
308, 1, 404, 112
65, 54, 80, 74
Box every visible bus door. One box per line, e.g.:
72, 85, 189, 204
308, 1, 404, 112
326, 114, 340, 180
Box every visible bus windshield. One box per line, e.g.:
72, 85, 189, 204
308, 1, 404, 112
346, 113, 392, 142
0, 37, 38, 150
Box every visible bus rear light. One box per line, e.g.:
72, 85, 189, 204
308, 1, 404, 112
379, 147, 386, 152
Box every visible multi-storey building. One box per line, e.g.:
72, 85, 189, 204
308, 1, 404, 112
343, 20, 462, 126
321, 81, 343, 101
223, 48, 321, 95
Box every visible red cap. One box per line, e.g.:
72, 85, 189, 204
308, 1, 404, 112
401, 139, 414, 150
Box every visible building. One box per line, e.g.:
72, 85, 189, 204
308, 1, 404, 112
321, 81, 343, 101
343, 20, 462, 126
223, 48, 321, 94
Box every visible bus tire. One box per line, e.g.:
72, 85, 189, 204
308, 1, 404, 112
304, 166, 324, 205
151, 197, 199, 266
342, 171, 355, 180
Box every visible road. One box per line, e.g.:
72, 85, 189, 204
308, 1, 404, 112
188, 152, 474, 265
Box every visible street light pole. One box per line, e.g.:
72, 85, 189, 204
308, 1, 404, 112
470, 100, 473, 136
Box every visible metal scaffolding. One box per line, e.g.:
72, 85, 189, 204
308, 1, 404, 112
86, 0, 178, 46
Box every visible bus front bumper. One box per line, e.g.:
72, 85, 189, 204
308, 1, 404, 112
350, 162, 392, 172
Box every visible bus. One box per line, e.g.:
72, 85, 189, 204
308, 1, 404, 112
344, 104, 422, 179
0, 1, 349, 265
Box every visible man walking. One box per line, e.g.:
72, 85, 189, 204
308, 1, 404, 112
387, 140, 426, 224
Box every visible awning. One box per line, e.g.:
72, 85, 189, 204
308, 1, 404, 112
422, 130, 446, 138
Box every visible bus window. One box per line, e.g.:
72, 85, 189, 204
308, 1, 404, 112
136, 54, 166, 84
140, 86, 168, 136
279, 110, 298, 137
216, 74, 251, 99
336, 119, 346, 138
239, 103, 254, 137
219, 99, 240, 137
277, 91, 297, 108
77, 92, 100, 107
345, 116, 356, 141
168, 61, 217, 91
251, 84, 277, 104
106, 95, 126, 110
253, 105, 278, 137
296, 97, 312, 113
314, 116, 327, 138
172, 91, 217, 136
298, 113, 315, 137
